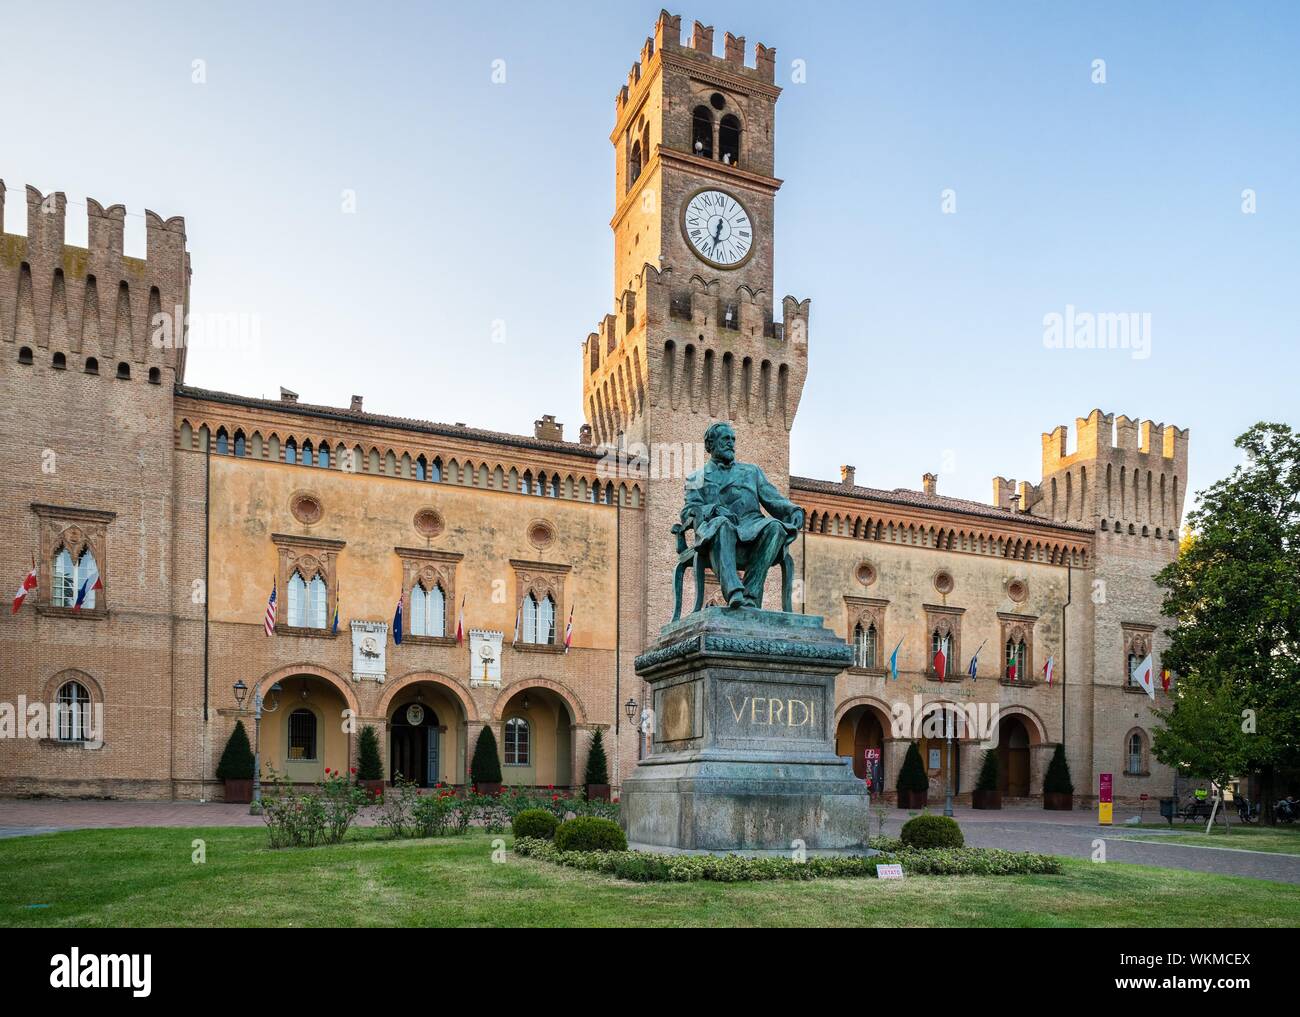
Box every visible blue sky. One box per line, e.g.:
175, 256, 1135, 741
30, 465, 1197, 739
3, 1, 1296, 508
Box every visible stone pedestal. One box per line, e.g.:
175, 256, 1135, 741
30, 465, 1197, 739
621, 607, 871, 853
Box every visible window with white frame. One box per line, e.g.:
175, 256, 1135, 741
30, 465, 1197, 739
521, 592, 556, 645
52, 547, 99, 609
56, 680, 91, 742
504, 716, 530, 765
287, 571, 328, 629
411, 582, 446, 637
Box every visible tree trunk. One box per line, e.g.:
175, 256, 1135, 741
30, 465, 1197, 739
1263, 764, 1276, 826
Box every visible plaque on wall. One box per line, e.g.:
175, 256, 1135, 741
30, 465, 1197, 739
352, 620, 388, 682
469, 629, 504, 687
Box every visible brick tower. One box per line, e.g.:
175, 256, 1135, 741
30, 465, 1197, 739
581, 11, 811, 639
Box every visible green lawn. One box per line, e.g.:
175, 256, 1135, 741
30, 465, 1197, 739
2, 827, 1297, 928
1113, 823, 1300, 856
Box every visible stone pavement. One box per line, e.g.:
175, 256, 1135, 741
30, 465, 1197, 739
1, 799, 1297, 885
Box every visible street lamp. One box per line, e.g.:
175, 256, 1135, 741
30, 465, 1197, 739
943, 707, 955, 819
624, 697, 637, 723
236, 679, 281, 803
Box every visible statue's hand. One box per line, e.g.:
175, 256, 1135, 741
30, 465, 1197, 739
789, 507, 806, 530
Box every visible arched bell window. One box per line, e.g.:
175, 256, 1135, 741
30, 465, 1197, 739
691, 105, 713, 158
719, 114, 741, 165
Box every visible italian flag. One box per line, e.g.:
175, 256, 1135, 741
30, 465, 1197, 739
1006, 651, 1017, 682
455, 595, 466, 643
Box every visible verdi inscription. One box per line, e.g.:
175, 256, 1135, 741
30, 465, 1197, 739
715, 679, 827, 741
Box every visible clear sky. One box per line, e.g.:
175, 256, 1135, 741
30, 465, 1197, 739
2, 1, 1296, 509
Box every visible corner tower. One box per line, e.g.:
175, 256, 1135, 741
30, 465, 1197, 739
582, 11, 811, 635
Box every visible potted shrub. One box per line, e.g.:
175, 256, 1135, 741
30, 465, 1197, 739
356, 725, 385, 797
972, 749, 1002, 810
216, 719, 254, 804
896, 741, 928, 809
584, 729, 611, 801
1043, 744, 1074, 810
471, 726, 503, 795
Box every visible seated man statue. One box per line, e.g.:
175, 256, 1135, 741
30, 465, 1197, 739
681, 422, 805, 610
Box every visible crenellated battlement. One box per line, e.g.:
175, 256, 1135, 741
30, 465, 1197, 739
0, 178, 191, 380
999, 408, 1190, 538
616, 10, 777, 112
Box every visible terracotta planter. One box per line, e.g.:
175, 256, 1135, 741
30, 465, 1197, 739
359, 779, 385, 798
223, 778, 253, 804
476, 782, 502, 796
1043, 791, 1074, 811
586, 783, 611, 801
897, 789, 928, 809
972, 789, 1002, 810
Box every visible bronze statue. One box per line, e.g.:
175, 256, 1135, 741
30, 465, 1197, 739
672, 422, 805, 615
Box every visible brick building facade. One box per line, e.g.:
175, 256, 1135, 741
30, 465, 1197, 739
1, 12, 1184, 806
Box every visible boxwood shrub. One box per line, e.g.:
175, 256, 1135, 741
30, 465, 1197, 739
512, 808, 559, 840
900, 814, 964, 849
553, 816, 627, 852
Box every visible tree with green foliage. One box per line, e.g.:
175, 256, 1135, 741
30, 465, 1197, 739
975, 749, 1000, 793
583, 729, 609, 788
896, 741, 928, 793
1153, 422, 1300, 823
356, 725, 383, 781
216, 720, 254, 780
1043, 744, 1074, 795
471, 726, 503, 786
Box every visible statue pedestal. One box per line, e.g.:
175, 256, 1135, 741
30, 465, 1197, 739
621, 607, 872, 854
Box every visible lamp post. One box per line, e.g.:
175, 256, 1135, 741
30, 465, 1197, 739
943, 708, 955, 818
234, 679, 280, 803
624, 697, 639, 761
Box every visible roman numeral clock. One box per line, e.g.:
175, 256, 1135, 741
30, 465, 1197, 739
682, 188, 755, 268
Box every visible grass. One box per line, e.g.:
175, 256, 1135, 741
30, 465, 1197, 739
1, 827, 1298, 928
1112, 823, 1300, 856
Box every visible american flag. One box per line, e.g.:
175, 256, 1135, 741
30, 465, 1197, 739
264, 581, 277, 636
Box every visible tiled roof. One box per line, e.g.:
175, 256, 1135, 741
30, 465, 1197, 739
175, 385, 603, 459
790, 475, 1094, 534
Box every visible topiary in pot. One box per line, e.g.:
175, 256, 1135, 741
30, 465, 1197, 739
973, 749, 1002, 810
512, 808, 559, 840
216, 720, 255, 803
900, 813, 964, 849
554, 816, 627, 852
1043, 744, 1074, 810
471, 726, 503, 793
356, 725, 385, 797
583, 729, 610, 801
896, 741, 928, 809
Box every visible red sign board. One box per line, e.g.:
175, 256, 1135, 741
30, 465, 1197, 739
1140, 793, 1149, 801
1099, 773, 1113, 804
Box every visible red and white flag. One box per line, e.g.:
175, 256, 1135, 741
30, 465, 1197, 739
932, 637, 948, 682
1132, 653, 1155, 700
563, 602, 575, 653
1043, 655, 1055, 687
264, 581, 277, 636
455, 595, 466, 644
11, 562, 37, 614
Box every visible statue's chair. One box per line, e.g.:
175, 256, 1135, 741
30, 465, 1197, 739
670, 517, 796, 620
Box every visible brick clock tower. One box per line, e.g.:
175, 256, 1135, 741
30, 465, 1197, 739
582, 11, 811, 638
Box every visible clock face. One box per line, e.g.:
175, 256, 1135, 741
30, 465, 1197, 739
682, 189, 754, 268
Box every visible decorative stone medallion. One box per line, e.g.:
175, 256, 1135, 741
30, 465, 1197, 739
289, 491, 323, 525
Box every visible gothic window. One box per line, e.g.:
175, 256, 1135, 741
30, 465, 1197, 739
287, 571, 328, 628
691, 105, 713, 158
520, 471, 531, 495
285, 439, 297, 464
521, 592, 557, 645
504, 716, 530, 766
302, 440, 314, 466
1127, 731, 1145, 775
215, 428, 229, 455
844, 596, 888, 673
923, 605, 964, 679
629, 139, 643, 185
234, 430, 246, 457
1122, 624, 1155, 688
415, 455, 426, 481
52, 547, 99, 609
411, 582, 446, 637
719, 114, 741, 165
317, 444, 329, 468
272, 534, 343, 635
288, 709, 317, 760
56, 680, 91, 742
1005, 638, 1027, 680
430, 458, 443, 482
854, 622, 878, 669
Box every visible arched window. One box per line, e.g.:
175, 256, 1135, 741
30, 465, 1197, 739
215, 428, 229, 455
629, 139, 643, 186
430, 458, 443, 483
854, 623, 878, 669
53, 547, 98, 609
53, 352, 67, 370
56, 680, 91, 742
288, 709, 317, 760
415, 455, 426, 481
411, 582, 446, 637
317, 444, 329, 468
302, 440, 314, 467
287, 572, 327, 628
148, 366, 161, 384
1128, 732, 1145, 774
18, 346, 34, 365
521, 593, 557, 645
285, 439, 297, 465
504, 716, 530, 765
521, 470, 532, 495
85, 356, 99, 374
116, 362, 131, 380
550, 475, 561, 498
533, 472, 544, 496
1006, 638, 1027, 680
719, 114, 741, 165
691, 105, 713, 158
233, 430, 246, 457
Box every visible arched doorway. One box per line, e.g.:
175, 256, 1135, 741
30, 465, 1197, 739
918, 705, 962, 797
256, 672, 351, 785
390, 701, 441, 787
835, 702, 888, 793
999, 715, 1031, 797
496, 685, 577, 788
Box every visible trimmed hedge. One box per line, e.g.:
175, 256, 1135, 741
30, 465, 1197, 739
897, 741, 928, 793
554, 816, 627, 853
1043, 744, 1075, 794
514, 837, 1062, 881
975, 750, 999, 792
901, 814, 964, 849
216, 720, 254, 781
356, 726, 383, 782
512, 808, 559, 840
471, 727, 503, 786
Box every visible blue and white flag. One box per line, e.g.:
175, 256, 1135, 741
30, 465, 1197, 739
968, 638, 987, 681
392, 596, 403, 645
888, 639, 903, 681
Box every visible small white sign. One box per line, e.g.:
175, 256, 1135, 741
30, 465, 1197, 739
876, 863, 904, 880
351, 620, 388, 683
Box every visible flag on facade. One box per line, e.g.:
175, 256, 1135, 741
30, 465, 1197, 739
72, 557, 102, 611
888, 639, 903, 680
563, 602, 575, 653
933, 638, 948, 682
392, 596, 403, 645
1161, 667, 1171, 693
1044, 655, 1055, 687
331, 593, 339, 636
11, 560, 37, 614
513, 604, 521, 644
263, 581, 277, 636
455, 595, 466, 644
1006, 649, 1017, 682
968, 639, 986, 681
1133, 653, 1155, 700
